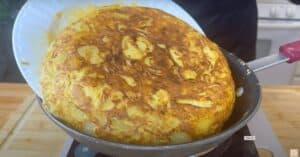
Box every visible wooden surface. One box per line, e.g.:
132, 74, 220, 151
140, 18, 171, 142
0, 83, 32, 129
0, 83, 299, 157
261, 86, 300, 152
0, 84, 67, 157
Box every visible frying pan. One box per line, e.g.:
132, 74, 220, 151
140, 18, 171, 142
37, 40, 300, 157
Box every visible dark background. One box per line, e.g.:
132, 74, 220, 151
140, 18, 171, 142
0, 0, 26, 82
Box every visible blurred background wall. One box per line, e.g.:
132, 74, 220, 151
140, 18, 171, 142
0, 0, 26, 82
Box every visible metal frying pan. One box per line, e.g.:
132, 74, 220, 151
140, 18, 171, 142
38, 40, 300, 157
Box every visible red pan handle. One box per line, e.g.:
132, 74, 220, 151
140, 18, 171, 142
247, 40, 300, 72
279, 40, 300, 63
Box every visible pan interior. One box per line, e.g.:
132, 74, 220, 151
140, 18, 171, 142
221, 49, 260, 131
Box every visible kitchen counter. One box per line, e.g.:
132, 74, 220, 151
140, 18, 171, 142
0, 83, 299, 157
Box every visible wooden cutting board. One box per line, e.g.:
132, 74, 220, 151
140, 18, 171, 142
0, 84, 67, 157
0, 83, 33, 144
261, 86, 300, 153
0, 83, 33, 129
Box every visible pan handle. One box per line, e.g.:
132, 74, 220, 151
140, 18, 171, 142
247, 40, 300, 72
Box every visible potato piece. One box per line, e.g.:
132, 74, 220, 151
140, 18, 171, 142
169, 47, 183, 67
203, 46, 218, 66
82, 84, 110, 108
117, 24, 127, 31
136, 36, 153, 52
96, 113, 107, 127
122, 36, 145, 60
127, 106, 144, 118
120, 75, 136, 87
176, 99, 212, 108
146, 113, 161, 126
148, 89, 170, 109
157, 43, 166, 49
111, 118, 133, 132
144, 56, 154, 66
161, 116, 180, 133
54, 53, 67, 64
195, 118, 213, 134
110, 91, 124, 101
101, 100, 115, 111
102, 36, 110, 43
78, 45, 106, 65
116, 99, 128, 109
65, 104, 88, 123
182, 69, 197, 80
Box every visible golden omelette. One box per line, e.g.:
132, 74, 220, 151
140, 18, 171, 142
41, 6, 235, 145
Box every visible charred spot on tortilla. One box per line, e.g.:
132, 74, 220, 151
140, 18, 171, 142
41, 6, 235, 145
